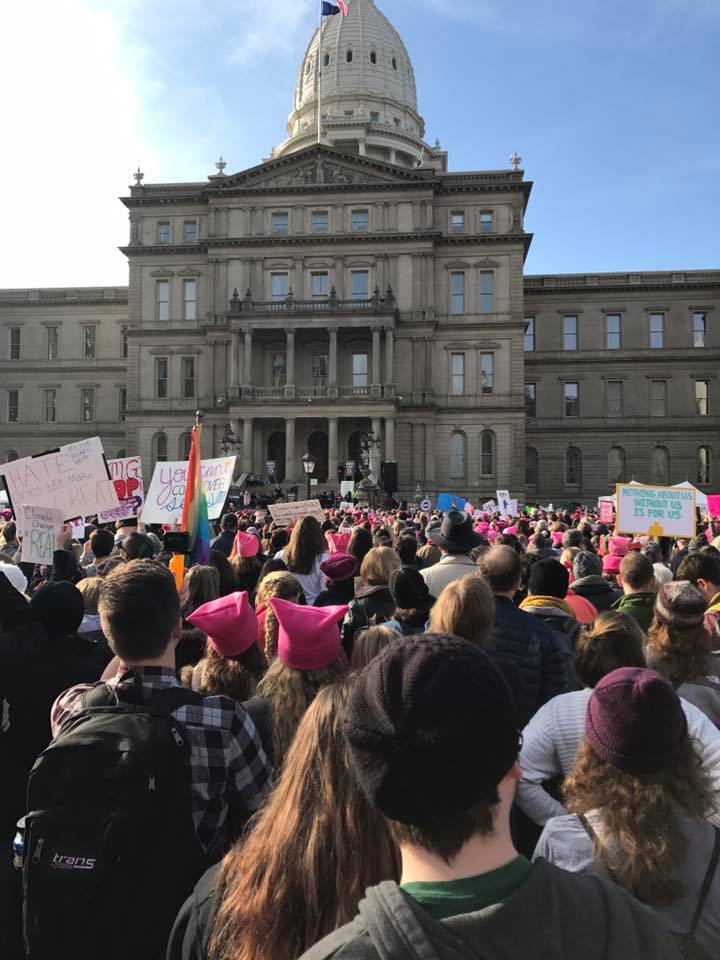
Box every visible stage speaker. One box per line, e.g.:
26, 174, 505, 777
381, 460, 398, 493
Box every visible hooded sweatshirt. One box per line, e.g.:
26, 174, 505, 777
299, 865, 680, 960
612, 592, 656, 632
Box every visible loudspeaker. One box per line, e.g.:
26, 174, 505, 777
381, 460, 398, 493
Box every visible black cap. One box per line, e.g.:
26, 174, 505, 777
389, 566, 432, 609
31, 581, 84, 636
528, 558, 570, 599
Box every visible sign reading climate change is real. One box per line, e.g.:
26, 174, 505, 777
616, 483, 697, 539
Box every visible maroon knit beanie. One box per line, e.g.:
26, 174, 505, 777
585, 667, 688, 775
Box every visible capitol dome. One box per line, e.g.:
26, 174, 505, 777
273, 0, 434, 168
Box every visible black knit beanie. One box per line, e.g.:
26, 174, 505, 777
528, 558, 570, 599
30, 581, 85, 636
342, 632, 520, 825
389, 566, 432, 609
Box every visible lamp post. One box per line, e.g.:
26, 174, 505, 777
301, 451, 316, 502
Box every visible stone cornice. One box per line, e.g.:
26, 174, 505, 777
524, 270, 720, 295
0, 288, 128, 306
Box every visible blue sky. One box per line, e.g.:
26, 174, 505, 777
1, 0, 718, 285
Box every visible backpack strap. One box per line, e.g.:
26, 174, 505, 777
688, 826, 720, 937
577, 814, 620, 883
143, 686, 205, 717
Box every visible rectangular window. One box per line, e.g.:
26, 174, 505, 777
121, 328, 128, 359
450, 352, 465, 396
480, 272, 494, 313
155, 357, 169, 398
351, 270, 369, 300
271, 353, 287, 387
311, 272, 329, 298
649, 312, 664, 349
183, 221, 197, 242
352, 353, 369, 387
450, 272, 465, 315
524, 316, 535, 352
271, 212, 289, 235
119, 387, 127, 422
650, 380, 667, 417
311, 211, 329, 234
370, 111, 380, 122
156, 280, 169, 321
693, 312, 707, 348
450, 212, 465, 234
271, 273, 289, 301
7, 389, 18, 422
563, 315, 578, 351
607, 380, 623, 418
564, 382, 579, 418
157, 222, 171, 243
181, 357, 196, 398
81, 388, 95, 423
351, 209, 369, 232
525, 383, 536, 418
83, 325, 97, 359
43, 389, 56, 423
9, 327, 20, 360
481, 353, 494, 394
312, 354, 328, 387
480, 211, 493, 232
46, 326, 58, 360
606, 314, 621, 350
696, 380, 709, 416
182, 279, 197, 321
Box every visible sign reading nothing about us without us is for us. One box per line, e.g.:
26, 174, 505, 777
615, 483, 697, 539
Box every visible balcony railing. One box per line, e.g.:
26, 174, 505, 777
234, 384, 389, 402
227, 286, 396, 317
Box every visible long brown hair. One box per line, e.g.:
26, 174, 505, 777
181, 641, 267, 701
564, 737, 715, 904
429, 576, 495, 648
208, 680, 400, 960
255, 657, 346, 766
284, 516, 326, 575
645, 618, 713, 685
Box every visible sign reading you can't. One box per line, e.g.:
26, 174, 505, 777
616, 483, 697, 538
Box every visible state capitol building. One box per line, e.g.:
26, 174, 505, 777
1, 0, 717, 503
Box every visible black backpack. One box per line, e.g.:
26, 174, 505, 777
20, 679, 208, 960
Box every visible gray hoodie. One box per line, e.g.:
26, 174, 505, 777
300, 861, 681, 960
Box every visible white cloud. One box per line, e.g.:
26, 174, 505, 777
224, 0, 316, 65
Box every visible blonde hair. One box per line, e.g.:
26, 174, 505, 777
430, 576, 495, 649
416, 543, 441, 568
360, 546, 401, 586
255, 571, 302, 661
76, 576, 101, 611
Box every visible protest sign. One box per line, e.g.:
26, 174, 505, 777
0, 438, 119, 521
20, 505, 65, 565
482, 500, 497, 514
507, 499, 518, 517
496, 490, 512, 514
98, 456, 145, 523
599, 500, 615, 524
142, 457, 236, 525
708, 495, 720, 517
340, 481, 355, 498
268, 500, 326, 525
436, 493, 467, 512
616, 483, 696, 538
420, 498, 432, 512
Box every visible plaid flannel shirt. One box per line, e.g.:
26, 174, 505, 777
51, 666, 272, 853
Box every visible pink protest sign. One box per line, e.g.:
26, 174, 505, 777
599, 500, 615, 524
707, 495, 720, 518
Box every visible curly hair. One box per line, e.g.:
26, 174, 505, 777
564, 737, 715, 905
645, 619, 713, 685
254, 571, 301, 662
182, 641, 267, 701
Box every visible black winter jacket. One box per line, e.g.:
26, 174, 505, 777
570, 575, 622, 612
341, 586, 395, 658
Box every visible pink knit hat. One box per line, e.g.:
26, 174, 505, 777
270, 597, 347, 670
234, 531, 260, 558
608, 536, 630, 558
486, 529, 499, 542
326, 531, 351, 554
551, 532, 564, 546
602, 554, 622, 575
187, 591, 258, 657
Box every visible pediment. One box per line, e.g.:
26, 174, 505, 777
211, 145, 428, 192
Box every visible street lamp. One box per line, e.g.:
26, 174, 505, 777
220, 424, 239, 456
301, 451, 316, 502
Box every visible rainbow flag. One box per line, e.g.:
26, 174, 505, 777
180, 419, 210, 565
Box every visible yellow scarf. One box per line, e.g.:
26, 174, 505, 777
708, 594, 720, 615
520, 595, 576, 617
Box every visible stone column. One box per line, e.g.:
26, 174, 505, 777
243, 330, 253, 391
328, 329, 338, 398
385, 328, 394, 388
385, 417, 395, 461
371, 327, 382, 397
285, 418, 296, 484
242, 418, 253, 474
229, 332, 239, 395
424, 421, 435, 484
328, 417, 339, 485
285, 329, 296, 397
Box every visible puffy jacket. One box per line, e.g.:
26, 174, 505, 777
342, 585, 395, 657
570, 575, 622, 612
491, 597, 568, 717
519, 602, 582, 692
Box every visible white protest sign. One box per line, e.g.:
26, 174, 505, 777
482, 500, 497, 514
340, 481, 355, 497
20, 505, 65, 565
616, 483, 697, 539
496, 490, 512, 514
142, 457, 237, 525
508, 499, 519, 517
420, 498, 432, 512
0, 438, 119, 521
98, 456, 144, 523
268, 500, 326, 526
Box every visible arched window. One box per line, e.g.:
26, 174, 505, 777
323, 53, 330, 67
565, 447, 582, 487
116, 448, 127, 460
392, 56, 397, 70
525, 448, 539, 488
370, 50, 377, 64
651, 446, 670, 485
179, 433, 192, 461
450, 432, 465, 479
698, 446, 712, 486
480, 430, 495, 477
608, 446, 626, 485
153, 432, 168, 465
2, 449, 18, 463
346, 49, 353, 63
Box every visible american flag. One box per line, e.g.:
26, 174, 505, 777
338, 0, 349, 14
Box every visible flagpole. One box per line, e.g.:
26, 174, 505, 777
317, 0, 323, 144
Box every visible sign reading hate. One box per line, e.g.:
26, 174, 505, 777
268, 500, 326, 526
20, 505, 65, 565
0, 438, 119, 521
616, 483, 697, 538
142, 457, 236, 525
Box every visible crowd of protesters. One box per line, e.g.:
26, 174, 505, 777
2, 497, 720, 959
